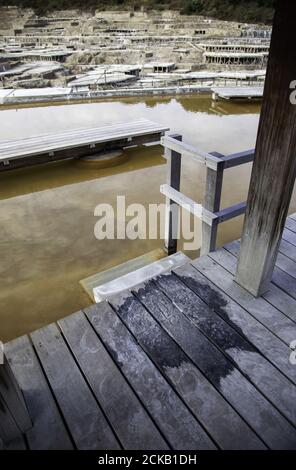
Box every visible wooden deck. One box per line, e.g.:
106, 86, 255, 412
2, 213, 296, 450
212, 86, 264, 101
0, 119, 169, 171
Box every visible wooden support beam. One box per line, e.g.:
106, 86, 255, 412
236, 1, 296, 296
164, 135, 182, 255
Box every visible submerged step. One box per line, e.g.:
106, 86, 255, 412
92, 251, 190, 303
80, 248, 166, 301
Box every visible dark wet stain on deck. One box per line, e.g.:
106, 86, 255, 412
157, 271, 255, 356
112, 292, 188, 371
127, 281, 236, 390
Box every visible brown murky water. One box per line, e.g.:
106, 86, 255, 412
0, 95, 293, 341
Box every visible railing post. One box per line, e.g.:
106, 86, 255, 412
236, 1, 296, 296
164, 134, 182, 255
201, 155, 224, 255
0, 352, 32, 444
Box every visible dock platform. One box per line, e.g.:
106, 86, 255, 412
2, 213, 296, 450
0, 119, 169, 171
212, 86, 264, 101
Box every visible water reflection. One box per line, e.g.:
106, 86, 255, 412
0, 95, 259, 154
0, 146, 165, 199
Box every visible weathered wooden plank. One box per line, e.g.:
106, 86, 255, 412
144, 276, 296, 449
0, 391, 23, 444
279, 238, 296, 263
58, 311, 168, 450
236, 1, 296, 296
224, 241, 296, 325
1, 120, 163, 148
3, 123, 164, 148
5, 335, 73, 450
198, 250, 296, 390
289, 213, 296, 222
30, 323, 119, 450
0, 346, 31, 445
282, 227, 296, 246
285, 217, 296, 233
157, 268, 296, 429
215, 243, 296, 337
0, 355, 31, 440
129, 284, 266, 450
274, 252, 296, 279
270, 266, 296, 300
263, 282, 296, 323
85, 302, 216, 450
212, 87, 263, 101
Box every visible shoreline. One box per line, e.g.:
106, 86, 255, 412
0, 84, 266, 108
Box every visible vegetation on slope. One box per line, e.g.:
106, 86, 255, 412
0, 0, 276, 24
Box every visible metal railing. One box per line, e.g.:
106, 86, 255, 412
161, 134, 254, 255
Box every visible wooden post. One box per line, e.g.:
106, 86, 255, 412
0, 354, 31, 443
201, 154, 224, 255
236, 1, 296, 297
164, 134, 182, 255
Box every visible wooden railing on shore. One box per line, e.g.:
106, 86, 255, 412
161, 134, 254, 255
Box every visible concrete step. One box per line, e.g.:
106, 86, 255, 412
92, 251, 190, 303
